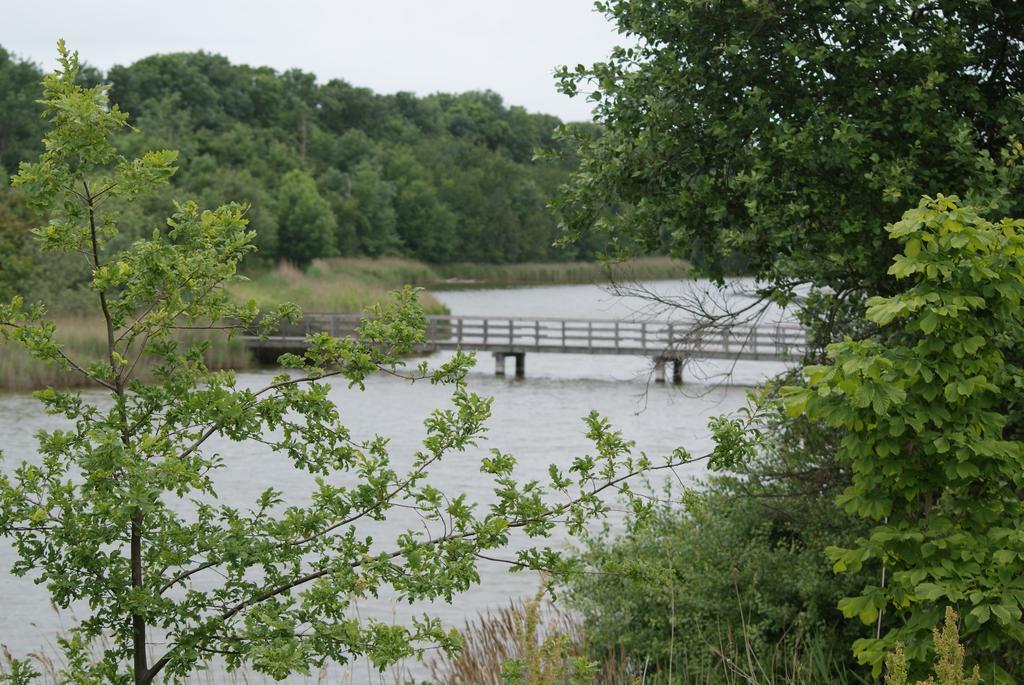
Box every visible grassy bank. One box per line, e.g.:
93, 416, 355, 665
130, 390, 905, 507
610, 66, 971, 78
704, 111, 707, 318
3, 257, 688, 391
234, 256, 689, 308
231, 258, 449, 313
3, 261, 446, 391
435, 256, 689, 288
0, 317, 254, 393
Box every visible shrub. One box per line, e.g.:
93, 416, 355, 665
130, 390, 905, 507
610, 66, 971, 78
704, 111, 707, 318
565, 399, 872, 683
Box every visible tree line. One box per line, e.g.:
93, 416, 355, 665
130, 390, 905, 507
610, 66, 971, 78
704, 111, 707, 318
0, 45, 599, 284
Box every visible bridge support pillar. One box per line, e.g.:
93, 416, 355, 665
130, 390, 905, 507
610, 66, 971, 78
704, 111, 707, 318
654, 358, 666, 384
494, 352, 525, 378
671, 359, 683, 385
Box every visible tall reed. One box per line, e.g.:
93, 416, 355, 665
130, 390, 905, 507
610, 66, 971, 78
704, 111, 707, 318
232, 259, 449, 314
234, 257, 691, 311
428, 591, 871, 685
0, 316, 253, 392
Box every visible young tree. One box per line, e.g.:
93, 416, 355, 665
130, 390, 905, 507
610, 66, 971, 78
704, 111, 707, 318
0, 43, 683, 684
783, 196, 1024, 679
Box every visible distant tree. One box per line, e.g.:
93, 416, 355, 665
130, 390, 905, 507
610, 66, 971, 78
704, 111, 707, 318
395, 179, 458, 263
192, 167, 279, 259
109, 52, 259, 131
0, 47, 45, 174
346, 161, 401, 257
0, 42, 677, 685
277, 69, 318, 160
317, 79, 388, 136
0, 191, 36, 303
443, 150, 523, 263
197, 122, 301, 182
555, 0, 1024, 294
316, 128, 378, 173
274, 168, 337, 266
391, 90, 443, 135
317, 167, 359, 255
443, 91, 515, 152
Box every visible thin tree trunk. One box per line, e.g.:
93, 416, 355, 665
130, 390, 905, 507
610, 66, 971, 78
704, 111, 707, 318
132, 514, 148, 683
85, 181, 149, 682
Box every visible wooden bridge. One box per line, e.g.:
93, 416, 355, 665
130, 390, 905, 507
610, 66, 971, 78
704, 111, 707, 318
244, 314, 806, 384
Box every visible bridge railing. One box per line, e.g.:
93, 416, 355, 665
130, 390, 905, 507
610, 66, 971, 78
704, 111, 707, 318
268, 313, 806, 359
427, 316, 804, 357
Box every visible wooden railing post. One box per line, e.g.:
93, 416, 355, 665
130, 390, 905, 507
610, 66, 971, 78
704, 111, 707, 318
561, 320, 566, 350
483, 319, 489, 345
508, 319, 514, 345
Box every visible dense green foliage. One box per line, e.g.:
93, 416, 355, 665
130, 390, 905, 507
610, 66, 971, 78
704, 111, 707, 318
0, 44, 598, 282
555, 0, 1024, 293
0, 44, 680, 683
784, 196, 1024, 680
558, 1, 1024, 681
0, 47, 46, 177
567, 394, 871, 681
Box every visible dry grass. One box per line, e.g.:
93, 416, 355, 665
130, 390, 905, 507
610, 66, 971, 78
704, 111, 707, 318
231, 259, 449, 314
232, 257, 691, 314
434, 256, 690, 288
427, 589, 871, 685
0, 316, 253, 392
428, 589, 593, 685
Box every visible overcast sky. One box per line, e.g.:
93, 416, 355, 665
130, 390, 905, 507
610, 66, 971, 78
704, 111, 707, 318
3, 0, 624, 122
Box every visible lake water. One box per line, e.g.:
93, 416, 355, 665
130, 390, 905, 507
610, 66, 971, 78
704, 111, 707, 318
0, 280, 791, 681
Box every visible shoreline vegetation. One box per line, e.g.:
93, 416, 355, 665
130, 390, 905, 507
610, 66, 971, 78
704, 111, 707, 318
0, 316, 254, 393
231, 255, 689, 311
0, 256, 686, 392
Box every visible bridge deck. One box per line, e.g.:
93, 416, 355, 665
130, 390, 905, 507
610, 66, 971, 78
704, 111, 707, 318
244, 314, 806, 364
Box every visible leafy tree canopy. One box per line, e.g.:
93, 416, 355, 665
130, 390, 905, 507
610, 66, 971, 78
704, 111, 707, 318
555, 0, 1024, 293
275, 168, 338, 266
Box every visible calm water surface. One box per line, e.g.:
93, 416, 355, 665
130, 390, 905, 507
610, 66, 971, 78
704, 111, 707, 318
0, 281, 790, 680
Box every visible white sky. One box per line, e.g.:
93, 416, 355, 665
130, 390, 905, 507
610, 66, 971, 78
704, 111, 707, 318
2, 0, 624, 122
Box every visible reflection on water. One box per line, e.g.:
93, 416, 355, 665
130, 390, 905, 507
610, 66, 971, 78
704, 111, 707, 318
0, 280, 793, 679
